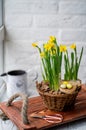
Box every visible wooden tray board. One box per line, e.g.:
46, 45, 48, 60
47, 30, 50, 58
0, 85, 86, 130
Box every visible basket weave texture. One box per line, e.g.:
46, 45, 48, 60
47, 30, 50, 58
36, 82, 81, 111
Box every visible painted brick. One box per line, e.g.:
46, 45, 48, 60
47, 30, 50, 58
34, 15, 86, 29
78, 65, 86, 83
59, 1, 86, 14
4, 41, 40, 70
5, 0, 59, 14
80, 55, 86, 66
60, 30, 86, 42
5, 28, 60, 41
4, 0, 86, 84
4, 14, 33, 28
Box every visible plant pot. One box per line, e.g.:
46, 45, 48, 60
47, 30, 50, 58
36, 80, 81, 112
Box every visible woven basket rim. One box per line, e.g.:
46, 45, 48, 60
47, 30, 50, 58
37, 87, 79, 97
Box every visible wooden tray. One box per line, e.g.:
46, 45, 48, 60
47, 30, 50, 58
0, 85, 86, 130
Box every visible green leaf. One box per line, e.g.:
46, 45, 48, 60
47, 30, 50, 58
78, 47, 83, 67
70, 52, 74, 79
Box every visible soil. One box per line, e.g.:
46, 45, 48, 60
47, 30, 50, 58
36, 80, 81, 95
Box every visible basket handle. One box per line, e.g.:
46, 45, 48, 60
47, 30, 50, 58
6, 93, 30, 124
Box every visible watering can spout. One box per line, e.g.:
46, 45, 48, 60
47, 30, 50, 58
0, 73, 7, 76
1, 73, 7, 76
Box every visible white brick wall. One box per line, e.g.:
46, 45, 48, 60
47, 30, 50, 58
59, 1, 86, 14
4, 0, 86, 83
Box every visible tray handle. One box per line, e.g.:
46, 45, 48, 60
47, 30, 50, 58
6, 93, 30, 124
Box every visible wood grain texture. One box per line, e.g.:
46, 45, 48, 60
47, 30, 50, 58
0, 85, 86, 130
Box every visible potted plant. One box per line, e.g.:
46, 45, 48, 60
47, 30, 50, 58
32, 36, 83, 111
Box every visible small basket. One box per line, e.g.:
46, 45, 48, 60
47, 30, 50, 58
36, 82, 81, 111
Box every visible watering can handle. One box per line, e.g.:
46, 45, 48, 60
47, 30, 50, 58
27, 69, 38, 81
6, 93, 30, 124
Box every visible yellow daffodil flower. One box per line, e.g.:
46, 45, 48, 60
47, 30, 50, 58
40, 52, 45, 58
48, 36, 56, 43
60, 45, 67, 52
44, 44, 49, 51
32, 42, 38, 47
44, 42, 55, 51
70, 43, 76, 49
49, 42, 55, 49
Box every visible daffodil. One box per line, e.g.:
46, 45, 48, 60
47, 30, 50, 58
32, 36, 83, 90
48, 36, 56, 43
32, 42, 38, 47
64, 43, 83, 80
49, 42, 55, 49
32, 36, 62, 91
44, 42, 55, 51
44, 43, 49, 51
60, 45, 67, 52
40, 52, 45, 58
70, 43, 76, 49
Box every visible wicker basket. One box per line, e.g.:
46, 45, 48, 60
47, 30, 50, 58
36, 82, 81, 111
